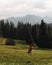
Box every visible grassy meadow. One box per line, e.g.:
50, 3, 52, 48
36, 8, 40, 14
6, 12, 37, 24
0, 38, 52, 65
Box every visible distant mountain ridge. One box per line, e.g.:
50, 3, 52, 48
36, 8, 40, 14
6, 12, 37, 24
4, 15, 52, 26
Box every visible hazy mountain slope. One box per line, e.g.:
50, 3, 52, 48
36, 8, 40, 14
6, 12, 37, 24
4, 15, 52, 26
4, 15, 42, 25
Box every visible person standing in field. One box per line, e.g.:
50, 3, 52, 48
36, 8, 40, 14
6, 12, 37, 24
28, 44, 32, 55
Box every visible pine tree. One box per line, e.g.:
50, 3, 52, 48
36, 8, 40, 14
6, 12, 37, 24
38, 20, 49, 48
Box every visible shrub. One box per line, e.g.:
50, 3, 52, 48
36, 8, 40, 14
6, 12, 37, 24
5, 38, 15, 45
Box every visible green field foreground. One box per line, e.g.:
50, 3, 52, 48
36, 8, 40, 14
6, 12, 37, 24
0, 38, 52, 65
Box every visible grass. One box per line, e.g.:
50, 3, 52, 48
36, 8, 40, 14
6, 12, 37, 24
0, 38, 52, 65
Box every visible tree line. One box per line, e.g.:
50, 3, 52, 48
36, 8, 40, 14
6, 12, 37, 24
0, 19, 52, 48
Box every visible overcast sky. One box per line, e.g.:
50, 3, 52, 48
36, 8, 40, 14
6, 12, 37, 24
0, 0, 52, 18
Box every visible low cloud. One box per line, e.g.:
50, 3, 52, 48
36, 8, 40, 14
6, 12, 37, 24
0, 0, 52, 18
